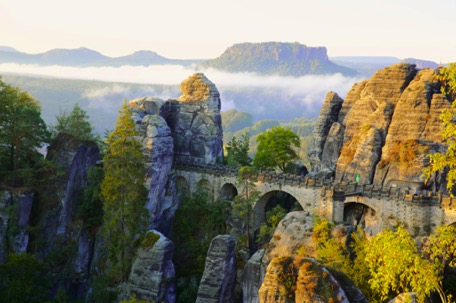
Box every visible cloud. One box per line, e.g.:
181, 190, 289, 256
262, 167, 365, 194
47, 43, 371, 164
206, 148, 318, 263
0, 63, 362, 120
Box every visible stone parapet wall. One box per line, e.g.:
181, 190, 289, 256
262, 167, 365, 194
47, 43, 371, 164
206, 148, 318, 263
173, 160, 456, 232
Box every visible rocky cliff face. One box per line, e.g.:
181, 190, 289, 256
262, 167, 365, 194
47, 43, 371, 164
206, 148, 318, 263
37, 133, 100, 298
259, 257, 350, 303
0, 190, 34, 262
311, 64, 450, 190
127, 230, 176, 303
309, 91, 344, 177
129, 73, 224, 234
196, 235, 237, 303
165, 73, 224, 165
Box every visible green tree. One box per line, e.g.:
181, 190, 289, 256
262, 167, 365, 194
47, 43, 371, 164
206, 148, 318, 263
425, 225, 456, 299
101, 101, 148, 281
0, 253, 50, 303
77, 165, 104, 232
233, 166, 260, 251
225, 133, 251, 167
364, 226, 439, 303
172, 185, 229, 302
424, 63, 456, 193
253, 126, 300, 172
51, 103, 96, 141
0, 79, 50, 181
257, 204, 287, 245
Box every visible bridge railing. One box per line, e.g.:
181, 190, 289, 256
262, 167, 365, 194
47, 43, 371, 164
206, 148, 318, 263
172, 158, 446, 206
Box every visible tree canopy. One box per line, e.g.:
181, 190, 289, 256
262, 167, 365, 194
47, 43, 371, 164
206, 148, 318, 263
51, 103, 96, 141
101, 101, 148, 281
224, 134, 252, 167
424, 63, 456, 193
0, 78, 50, 184
253, 126, 300, 172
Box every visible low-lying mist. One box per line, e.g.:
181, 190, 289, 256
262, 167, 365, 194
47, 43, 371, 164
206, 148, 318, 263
0, 63, 363, 133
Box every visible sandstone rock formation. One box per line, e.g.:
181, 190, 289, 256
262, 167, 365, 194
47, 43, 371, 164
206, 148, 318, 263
0, 190, 34, 262
258, 257, 350, 303
38, 133, 100, 298
127, 230, 176, 303
312, 63, 450, 190
165, 73, 223, 165
388, 293, 418, 303
130, 97, 175, 233
309, 91, 344, 177
242, 249, 265, 303
129, 73, 224, 234
196, 234, 237, 303
262, 211, 315, 266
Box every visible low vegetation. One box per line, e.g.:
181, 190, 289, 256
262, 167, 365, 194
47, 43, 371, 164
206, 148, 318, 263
309, 216, 456, 303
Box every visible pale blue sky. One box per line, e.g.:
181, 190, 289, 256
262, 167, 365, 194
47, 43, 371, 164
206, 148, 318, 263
1, 0, 455, 62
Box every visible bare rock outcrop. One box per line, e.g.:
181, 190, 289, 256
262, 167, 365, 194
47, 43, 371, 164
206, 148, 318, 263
130, 98, 175, 233
196, 235, 237, 303
312, 63, 451, 190
259, 257, 350, 303
127, 230, 176, 303
38, 133, 100, 299
164, 73, 223, 165
0, 190, 34, 262
129, 73, 224, 233
242, 249, 265, 303
309, 91, 343, 177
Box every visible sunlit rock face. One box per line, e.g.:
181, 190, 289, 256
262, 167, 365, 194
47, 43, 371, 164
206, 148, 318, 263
165, 73, 224, 165
312, 63, 451, 190
259, 257, 350, 303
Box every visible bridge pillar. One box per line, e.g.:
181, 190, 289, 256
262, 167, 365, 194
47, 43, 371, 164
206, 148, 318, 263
332, 190, 345, 223
320, 187, 345, 223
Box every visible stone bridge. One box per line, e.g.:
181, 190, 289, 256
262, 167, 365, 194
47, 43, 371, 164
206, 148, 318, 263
173, 159, 456, 235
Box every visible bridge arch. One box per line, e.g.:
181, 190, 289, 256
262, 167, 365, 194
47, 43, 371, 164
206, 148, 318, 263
220, 183, 238, 201
253, 190, 303, 229
343, 200, 383, 236
175, 176, 190, 198
197, 179, 213, 202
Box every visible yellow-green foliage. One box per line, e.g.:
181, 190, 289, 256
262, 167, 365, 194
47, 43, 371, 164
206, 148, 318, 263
120, 295, 155, 303
141, 231, 160, 250
309, 218, 456, 303
424, 63, 456, 193
101, 100, 148, 282
384, 139, 428, 168
275, 256, 298, 301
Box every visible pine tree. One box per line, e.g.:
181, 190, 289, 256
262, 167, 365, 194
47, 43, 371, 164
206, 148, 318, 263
101, 101, 148, 281
51, 103, 96, 141
225, 133, 252, 167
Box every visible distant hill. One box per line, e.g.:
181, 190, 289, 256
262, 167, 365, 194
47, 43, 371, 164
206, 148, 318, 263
0, 47, 201, 67
331, 56, 440, 77
222, 109, 315, 166
0, 46, 18, 52
401, 58, 439, 69
200, 42, 357, 76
